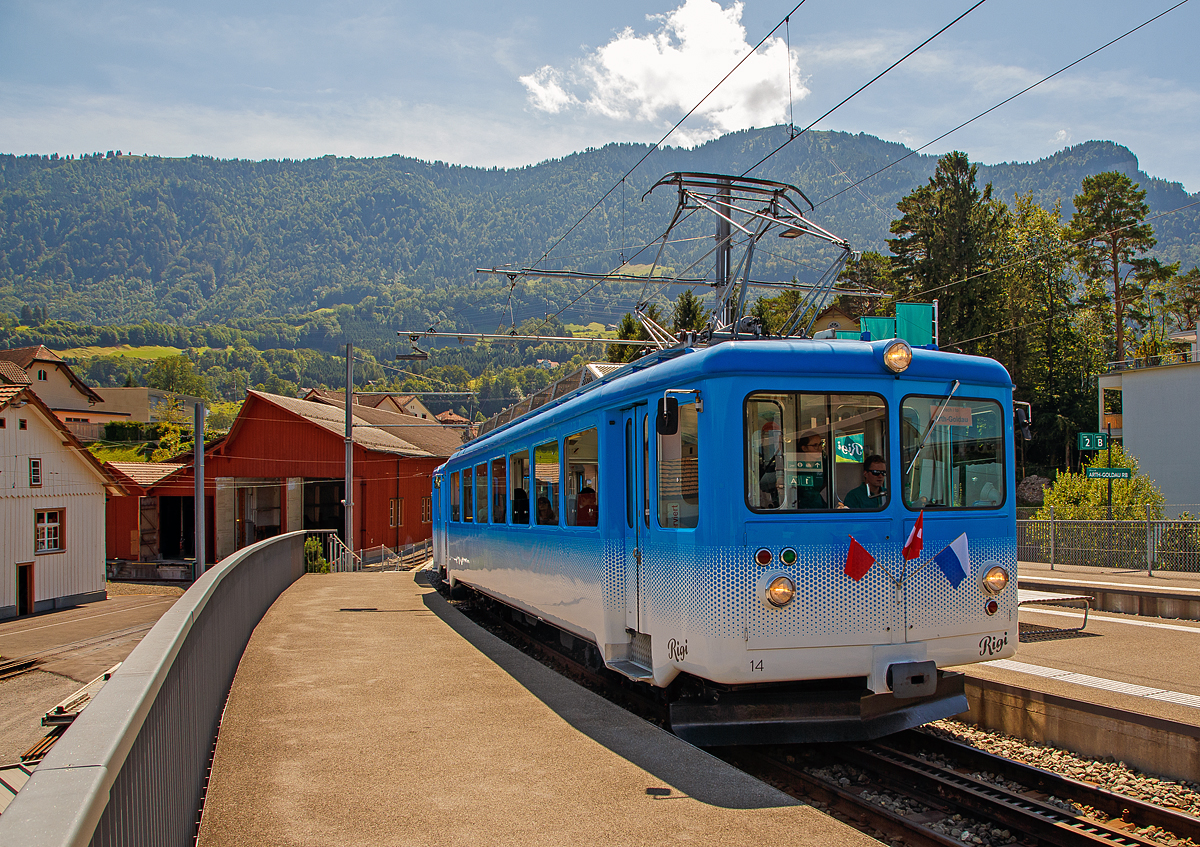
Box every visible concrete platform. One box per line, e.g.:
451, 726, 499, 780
1019, 560, 1200, 620
197, 571, 878, 847
955, 581, 1200, 782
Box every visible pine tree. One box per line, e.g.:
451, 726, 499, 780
888, 151, 1008, 354
1067, 171, 1155, 363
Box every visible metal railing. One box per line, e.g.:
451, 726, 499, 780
358, 539, 432, 571
1105, 349, 1195, 372
326, 533, 361, 572
1018, 511, 1200, 573
0, 531, 307, 847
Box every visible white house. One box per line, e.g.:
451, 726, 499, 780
1, 386, 124, 619
1097, 355, 1200, 513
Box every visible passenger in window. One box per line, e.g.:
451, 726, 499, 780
793, 434, 827, 508
576, 487, 598, 526
841, 454, 887, 509
512, 488, 529, 523
536, 496, 557, 525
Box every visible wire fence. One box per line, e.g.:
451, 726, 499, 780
1018, 513, 1200, 573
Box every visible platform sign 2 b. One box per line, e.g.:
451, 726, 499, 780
1078, 432, 1109, 451
1085, 467, 1130, 480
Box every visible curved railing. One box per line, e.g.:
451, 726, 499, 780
0, 531, 309, 846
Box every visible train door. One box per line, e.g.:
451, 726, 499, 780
621, 406, 647, 632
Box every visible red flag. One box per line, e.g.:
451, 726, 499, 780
844, 537, 875, 581
903, 510, 924, 561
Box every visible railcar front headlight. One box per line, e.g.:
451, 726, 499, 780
883, 339, 913, 373
767, 576, 796, 607
981, 566, 1009, 595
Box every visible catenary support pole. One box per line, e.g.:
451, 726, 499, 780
345, 343, 354, 554
194, 401, 205, 577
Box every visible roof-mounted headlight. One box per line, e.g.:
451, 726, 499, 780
883, 339, 913, 373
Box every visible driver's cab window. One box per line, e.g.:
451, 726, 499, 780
746, 392, 888, 512
901, 396, 1005, 509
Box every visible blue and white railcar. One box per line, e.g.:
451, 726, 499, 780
433, 338, 1017, 744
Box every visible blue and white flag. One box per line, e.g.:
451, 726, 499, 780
933, 533, 970, 589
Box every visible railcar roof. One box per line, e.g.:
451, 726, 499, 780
462, 339, 1011, 456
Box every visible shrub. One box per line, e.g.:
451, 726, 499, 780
304, 536, 330, 574
1035, 443, 1165, 520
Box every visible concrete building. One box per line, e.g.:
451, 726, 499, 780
1, 387, 125, 619
1097, 350, 1200, 512
89, 386, 206, 423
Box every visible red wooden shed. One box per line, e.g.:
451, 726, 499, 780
105, 390, 462, 567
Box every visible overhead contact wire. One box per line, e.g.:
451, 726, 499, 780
743, 0, 991, 177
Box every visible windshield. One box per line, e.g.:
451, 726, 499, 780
745, 392, 888, 512
901, 396, 1005, 510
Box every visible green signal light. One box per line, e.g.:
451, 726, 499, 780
780, 547, 798, 566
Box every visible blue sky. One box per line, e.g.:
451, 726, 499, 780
2, 0, 1198, 190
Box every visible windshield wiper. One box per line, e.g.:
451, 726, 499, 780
905, 379, 961, 476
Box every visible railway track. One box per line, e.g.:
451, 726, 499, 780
446, 582, 1198, 847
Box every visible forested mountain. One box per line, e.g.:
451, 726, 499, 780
1, 129, 1197, 353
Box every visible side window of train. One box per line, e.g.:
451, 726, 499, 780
450, 470, 460, 522
462, 468, 473, 522
745, 392, 888, 512
510, 450, 530, 525
565, 428, 599, 528
658, 403, 699, 528
901, 396, 1005, 509
491, 457, 506, 523
475, 463, 489, 523
534, 440, 560, 526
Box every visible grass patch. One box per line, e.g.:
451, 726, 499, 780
88, 443, 150, 463
564, 322, 618, 339
59, 344, 183, 359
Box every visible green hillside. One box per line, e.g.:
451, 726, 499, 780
2, 130, 1196, 353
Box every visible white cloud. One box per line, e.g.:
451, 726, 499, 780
1053, 128, 1071, 144
519, 0, 806, 146
518, 66, 578, 114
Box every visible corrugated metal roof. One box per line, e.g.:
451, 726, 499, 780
106, 462, 185, 487
250, 391, 448, 458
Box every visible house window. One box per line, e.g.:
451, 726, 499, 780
37, 369, 48, 381
35, 509, 64, 553
29, 458, 42, 487
0, 418, 6, 429
18, 419, 27, 430
421, 496, 432, 523
390, 497, 404, 528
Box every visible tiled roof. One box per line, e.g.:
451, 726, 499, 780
0, 345, 63, 368
0, 385, 23, 404
106, 462, 185, 487
0, 361, 31, 385
250, 391, 461, 458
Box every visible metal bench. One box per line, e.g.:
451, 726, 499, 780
1018, 589, 1093, 634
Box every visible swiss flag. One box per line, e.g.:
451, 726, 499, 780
844, 537, 875, 581
903, 511, 924, 561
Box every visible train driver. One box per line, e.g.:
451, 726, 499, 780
840, 454, 887, 509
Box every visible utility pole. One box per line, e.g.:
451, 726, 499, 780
345, 343, 354, 553
194, 401, 205, 577
1106, 422, 1113, 521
